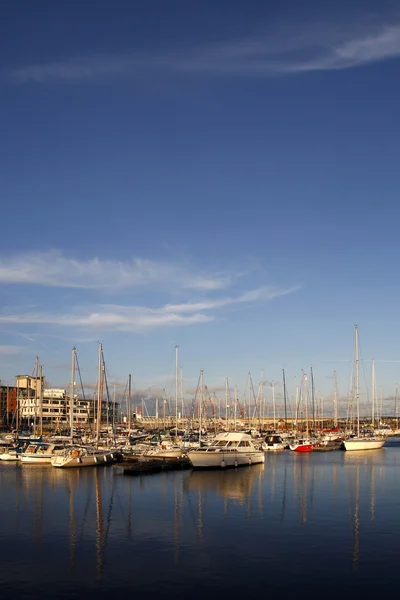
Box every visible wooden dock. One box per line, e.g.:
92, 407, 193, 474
122, 457, 192, 476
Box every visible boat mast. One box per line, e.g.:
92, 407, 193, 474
234, 384, 238, 431
39, 364, 43, 436
128, 374, 131, 429
225, 376, 229, 430
96, 342, 102, 444
113, 384, 116, 432
34, 356, 39, 434
295, 377, 300, 431
333, 371, 338, 429
16, 379, 19, 433
272, 380, 276, 430
311, 366, 315, 432
303, 371, 309, 437
371, 359, 375, 429
355, 325, 360, 438
396, 383, 399, 430
180, 366, 184, 426
70, 346, 76, 444
199, 370, 203, 445
175, 345, 179, 437
282, 369, 288, 430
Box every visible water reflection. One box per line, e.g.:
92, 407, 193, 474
185, 464, 264, 504
0, 449, 399, 597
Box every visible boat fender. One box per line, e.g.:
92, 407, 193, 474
248, 458, 252, 466
221, 460, 226, 468
234, 460, 238, 468
110, 453, 114, 459
104, 455, 107, 462
94, 457, 98, 464
78, 457, 82, 464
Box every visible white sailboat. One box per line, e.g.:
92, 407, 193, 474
343, 327, 385, 452
138, 345, 183, 460
51, 345, 116, 468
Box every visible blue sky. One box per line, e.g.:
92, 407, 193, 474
1, 0, 400, 415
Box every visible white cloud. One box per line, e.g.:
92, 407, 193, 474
281, 25, 400, 73
8, 20, 400, 83
0, 306, 213, 331
0, 283, 298, 333
164, 285, 299, 313
0, 250, 231, 292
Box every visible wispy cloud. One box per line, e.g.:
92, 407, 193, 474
8, 20, 400, 83
0, 307, 212, 331
0, 283, 297, 333
0, 250, 232, 292
164, 285, 299, 313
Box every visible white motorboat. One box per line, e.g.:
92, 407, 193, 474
188, 431, 265, 469
373, 424, 393, 436
262, 434, 286, 451
51, 446, 116, 468
20, 442, 67, 464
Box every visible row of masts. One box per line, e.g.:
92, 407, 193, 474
9, 332, 400, 435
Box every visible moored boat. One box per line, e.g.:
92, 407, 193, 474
343, 437, 385, 451
289, 438, 316, 452
51, 446, 116, 468
262, 434, 286, 451
188, 431, 264, 469
20, 442, 67, 464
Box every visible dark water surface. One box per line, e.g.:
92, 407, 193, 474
1, 443, 400, 599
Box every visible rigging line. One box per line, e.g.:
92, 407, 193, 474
75, 352, 86, 402
75, 350, 93, 429
249, 373, 259, 420
101, 350, 111, 404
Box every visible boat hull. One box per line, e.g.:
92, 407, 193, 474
141, 448, 183, 459
189, 450, 265, 469
51, 451, 115, 468
290, 444, 314, 452
262, 444, 285, 451
20, 455, 54, 464
343, 438, 385, 451
0, 451, 19, 461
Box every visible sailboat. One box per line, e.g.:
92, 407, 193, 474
289, 371, 316, 452
51, 345, 117, 468
343, 326, 385, 452
137, 346, 183, 460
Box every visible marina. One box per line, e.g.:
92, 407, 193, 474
2, 3, 400, 596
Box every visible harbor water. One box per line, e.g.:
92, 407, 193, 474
1, 442, 400, 598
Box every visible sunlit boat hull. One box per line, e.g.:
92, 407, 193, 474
20, 454, 54, 464
189, 450, 265, 469
140, 447, 183, 459
289, 444, 314, 452
343, 438, 386, 451
0, 451, 19, 461
51, 450, 116, 468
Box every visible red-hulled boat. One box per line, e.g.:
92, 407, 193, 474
289, 438, 315, 452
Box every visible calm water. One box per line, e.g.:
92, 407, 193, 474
1, 443, 400, 599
